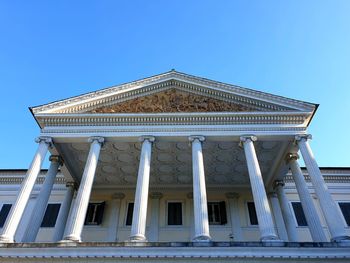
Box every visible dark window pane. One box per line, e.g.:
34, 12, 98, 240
208, 202, 227, 225
292, 202, 308, 226
0, 204, 12, 228
339, 203, 350, 226
219, 201, 227, 225
85, 202, 105, 225
126, 203, 134, 226
168, 202, 182, 225
41, 204, 61, 227
247, 202, 258, 225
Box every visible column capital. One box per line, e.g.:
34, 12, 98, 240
274, 180, 285, 189
66, 182, 77, 189
139, 136, 155, 143
149, 192, 163, 199
49, 155, 63, 166
112, 193, 125, 200
285, 153, 299, 163
188, 135, 205, 143
239, 135, 257, 147
267, 192, 278, 198
35, 136, 53, 147
88, 136, 105, 145
295, 134, 312, 143
226, 192, 240, 199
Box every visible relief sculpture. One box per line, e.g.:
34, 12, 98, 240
89, 89, 255, 113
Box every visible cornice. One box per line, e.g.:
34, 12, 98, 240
31, 71, 316, 115
36, 111, 311, 128
284, 175, 350, 184
0, 176, 66, 185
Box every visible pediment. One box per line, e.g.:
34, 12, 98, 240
31, 70, 317, 116
88, 89, 256, 113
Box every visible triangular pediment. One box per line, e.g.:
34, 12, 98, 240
88, 89, 256, 113
31, 70, 317, 115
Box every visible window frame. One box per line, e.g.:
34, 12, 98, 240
337, 201, 350, 227
0, 203, 12, 228
166, 200, 184, 227
84, 201, 105, 226
290, 201, 308, 227
245, 201, 259, 226
125, 201, 134, 227
40, 203, 61, 228
207, 201, 227, 225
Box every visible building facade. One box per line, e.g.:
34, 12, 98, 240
0, 71, 349, 262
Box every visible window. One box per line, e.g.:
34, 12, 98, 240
208, 202, 227, 225
0, 204, 12, 228
41, 203, 61, 227
292, 202, 307, 226
247, 202, 258, 225
126, 203, 134, 226
84, 202, 105, 225
168, 202, 182, 225
339, 202, 350, 226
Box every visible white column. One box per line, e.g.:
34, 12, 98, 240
130, 136, 154, 242
295, 135, 349, 241
286, 153, 327, 242
0, 137, 52, 243
52, 182, 75, 242
62, 136, 104, 242
240, 136, 278, 241
148, 192, 162, 242
189, 135, 211, 242
274, 181, 298, 242
22, 155, 62, 242
268, 192, 289, 242
225, 193, 243, 241
107, 193, 125, 242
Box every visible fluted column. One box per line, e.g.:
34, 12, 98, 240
63, 136, 104, 242
268, 192, 289, 241
240, 136, 278, 241
273, 181, 298, 242
148, 192, 162, 242
286, 153, 327, 242
295, 135, 349, 241
52, 182, 75, 242
107, 193, 125, 242
0, 137, 52, 243
22, 155, 63, 242
226, 193, 243, 241
189, 136, 211, 241
130, 136, 155, 241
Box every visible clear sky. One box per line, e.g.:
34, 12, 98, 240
0, 1, 349, 168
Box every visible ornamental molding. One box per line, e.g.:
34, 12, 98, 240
0, 242, 349, 260
31, 71, 316, 115
0, 176, 66, 185
41, 126, 307, 135
36, 111, 311, 129
284, 175, 350, 184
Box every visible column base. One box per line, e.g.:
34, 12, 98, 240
0, 235, 14, 243
193, 235, 211, 242
260, 235, 280, 242
129, 234, 147, 242
60, 234, 81, 243
331, 235, 350, 242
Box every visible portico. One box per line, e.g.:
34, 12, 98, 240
0, 70, 348, 245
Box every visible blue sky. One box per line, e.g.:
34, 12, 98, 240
0, 1, 349, 168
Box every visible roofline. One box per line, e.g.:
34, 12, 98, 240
30, 70, 317, 114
